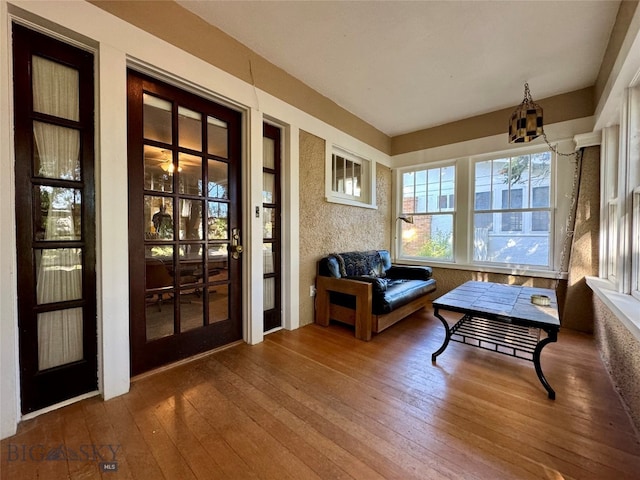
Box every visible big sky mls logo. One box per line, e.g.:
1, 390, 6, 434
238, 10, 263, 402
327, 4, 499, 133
6, 443, 121, 472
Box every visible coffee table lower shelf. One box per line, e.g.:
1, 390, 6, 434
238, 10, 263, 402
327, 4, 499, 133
432, 311, 558, 399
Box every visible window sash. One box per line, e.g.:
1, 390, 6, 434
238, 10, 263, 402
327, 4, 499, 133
632, 188, 640, 300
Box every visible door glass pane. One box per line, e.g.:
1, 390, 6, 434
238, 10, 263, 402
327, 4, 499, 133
208, 245, 229, 281
35, 186, 81, 241
179, 244, 203, 285
146, 296, 174, 341
178, 106, 202, 151
179, 199, 204, 240
144, 93, 172, 144
144, 145, 173, 192
145, 247, 175, 341
263, 207, 275, 239
207, 116, 228, 158
33, 122, 80, 180
209, 284, 228, 323
263, 172, 275, 203
264, 278, 275, 310
37, 308, 83, 370
263, 137, 275, 169
207, 201, 228, 239
208, 160, 228, 199
263, 244, 274, 274
178, 153, 203, 195
32, 55, 79, 121
180, 288, 204, 333
35, 248, 83, 304
146, 195, 174, 240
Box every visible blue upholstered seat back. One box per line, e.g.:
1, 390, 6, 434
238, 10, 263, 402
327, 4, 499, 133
318, 250, 391, 278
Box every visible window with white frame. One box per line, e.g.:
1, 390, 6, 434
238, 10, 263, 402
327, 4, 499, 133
607, 199, 618, 283
327, 146, 373, 207
594, 83, 640, 332
399, 164, 455, 261
632, 187, 640, 300
473, 151, 553, 267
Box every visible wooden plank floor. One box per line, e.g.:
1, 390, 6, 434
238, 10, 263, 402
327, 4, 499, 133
3, 307, 640, 479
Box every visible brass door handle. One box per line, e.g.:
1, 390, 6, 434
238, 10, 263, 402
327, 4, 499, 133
231, 228, 243, 259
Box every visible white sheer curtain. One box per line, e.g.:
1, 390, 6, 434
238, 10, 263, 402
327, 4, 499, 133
32, 55, 83, 370
263, 247, 275, 311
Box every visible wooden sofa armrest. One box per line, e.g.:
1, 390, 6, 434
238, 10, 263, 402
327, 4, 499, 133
315, 276, 373, 341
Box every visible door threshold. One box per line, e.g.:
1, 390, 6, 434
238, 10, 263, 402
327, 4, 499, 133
130, 340, 244, 383
22, 390, 100, 421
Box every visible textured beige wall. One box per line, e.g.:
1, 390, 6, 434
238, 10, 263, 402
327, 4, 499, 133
593, 296, 640, 433
298, 130, 391, 326
429, 268, 561, 295
563, 146, 600, 332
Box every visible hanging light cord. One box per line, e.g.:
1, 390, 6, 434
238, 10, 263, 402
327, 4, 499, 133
542, 130, 579, 158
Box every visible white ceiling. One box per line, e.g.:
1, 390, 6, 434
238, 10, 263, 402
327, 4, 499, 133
177, 0, 620, 137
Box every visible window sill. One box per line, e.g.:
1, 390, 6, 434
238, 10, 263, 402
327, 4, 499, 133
586, 276, 640, 343
325, 195, 377, 210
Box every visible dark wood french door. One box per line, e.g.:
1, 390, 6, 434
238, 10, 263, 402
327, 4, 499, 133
127, 70, 243, 375
12, 24, 97, 413
262, 124, 282, 331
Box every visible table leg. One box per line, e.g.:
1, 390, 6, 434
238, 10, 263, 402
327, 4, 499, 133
533, 329, 558, 400
431, 308, 452, 362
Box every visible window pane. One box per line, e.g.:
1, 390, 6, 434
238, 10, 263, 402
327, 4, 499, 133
145, 248, 175, 340
532, 211, 550, 232
180, 295, 204, 333
475, 191, 490, 210
402, 172, 416, 212
143, 94, 172, 144
33, 122, 80, 180
263, 172, 275, 204
263, 137, 275, 169
178, 106, 201, 151
475, 161, 492, 208
144, 145, 173, 192
179, 199, 203, 240
209, 284, 229, 323
35, 248, 83, 304
263, 243, 275, 274
178, 152, 203, 196
146, 195, 174, 240
333, 155, 344, 193
532, 186, 550, 208
415, 181, 427, 213
351, 161, 361, 197
208, 245, 229, 280
179, 244, 203, 285
207, 116, 228, 158
207, 201, 228, 240
32, 56, 79, 121
263, 278, 275, 310
35, 186, 81, 241
37, 308, 83, 370
475, 212, 549, 265
400, 214, 453, 260
263, 207, 275, 239
208, 160, 228, 199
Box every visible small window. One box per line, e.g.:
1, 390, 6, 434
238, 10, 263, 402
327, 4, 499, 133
326, 146, 374, 208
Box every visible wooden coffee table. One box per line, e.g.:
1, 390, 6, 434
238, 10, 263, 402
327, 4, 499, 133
431, 281, 560, 399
